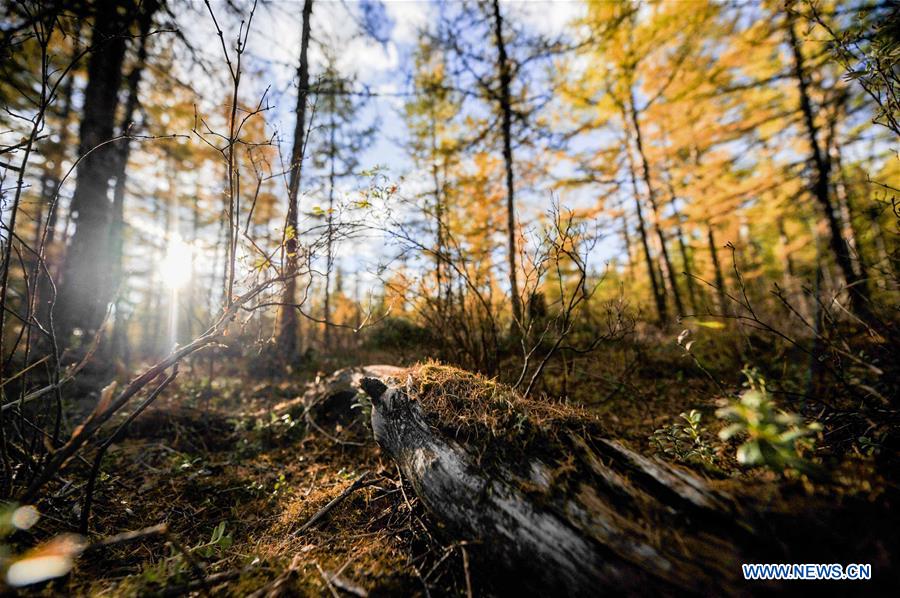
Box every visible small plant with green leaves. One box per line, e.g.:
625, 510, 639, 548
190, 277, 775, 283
717, 368, 822, 474
857, 434, 884, 457
194, 521, 233, 559
649, 409, 717, 466
139, 521, 233, 587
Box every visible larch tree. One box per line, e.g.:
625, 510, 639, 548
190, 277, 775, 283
276, 0, 313, 362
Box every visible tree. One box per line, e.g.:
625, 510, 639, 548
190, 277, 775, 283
430, 0, 556, 329
404, 36, 463, 310
275, 0, 313, 361
786, 9, 872, 318
490, 0, 522, 325
57, 0, 139, 345
308, 55, 375, 351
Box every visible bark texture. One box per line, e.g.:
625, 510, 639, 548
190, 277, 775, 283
360, 376, 754, 595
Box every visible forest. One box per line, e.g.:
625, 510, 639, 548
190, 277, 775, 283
0, 0, 898, 595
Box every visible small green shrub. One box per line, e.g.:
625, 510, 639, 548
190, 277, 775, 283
649, 409, 717, 466
194, 521, 233, 558
717, 368, 821, 474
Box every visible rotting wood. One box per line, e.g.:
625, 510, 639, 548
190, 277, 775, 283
359, 375, 761, 596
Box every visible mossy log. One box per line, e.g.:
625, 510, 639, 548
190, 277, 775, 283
359, 372, 764, 596
268, 365, 404, 444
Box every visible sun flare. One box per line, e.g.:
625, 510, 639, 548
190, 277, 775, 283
160, 235, 193, 290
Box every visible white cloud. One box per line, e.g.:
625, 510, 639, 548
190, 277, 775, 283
383, 0, 434, 45
502, 0, 585, 38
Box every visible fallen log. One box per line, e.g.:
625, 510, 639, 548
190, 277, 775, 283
266, 365, 404, 445
358, 364, 888, 595
360, 367, 757, 595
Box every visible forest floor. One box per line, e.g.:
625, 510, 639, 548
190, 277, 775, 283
19, 338, 898, 596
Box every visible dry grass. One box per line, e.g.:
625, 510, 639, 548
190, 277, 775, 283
404, 361, 605, 467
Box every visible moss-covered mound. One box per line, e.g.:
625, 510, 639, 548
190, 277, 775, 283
404, 362, 605, 467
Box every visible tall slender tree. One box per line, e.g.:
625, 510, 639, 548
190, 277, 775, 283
276, 0, 313, 361
490, 0, 522, 324
310, 58, 375, 350
786, 12, 871, 317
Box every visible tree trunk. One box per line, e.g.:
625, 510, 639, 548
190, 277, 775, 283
490, 0, 522, 325
627, 93, 685, 317
828, 133, 868, 283
707, 222, 728, 313
34, 30, 80, 329
57, 0, 132, 344
618, 200, 634, 278
429, 104, 447, 311
786, 16, 871, 318
362, 375, 850, 596
623, 134, 667, 323
323, 99, 336, 352
109, 0, 158, 361
662, 170, 699, 313
276, 0, 313, 361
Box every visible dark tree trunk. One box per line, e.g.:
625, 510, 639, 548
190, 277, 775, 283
707, 222, 728, 313
490, 0, 522, 325
276, 0, 313, 361
786, 16, 871, 319
623, 134, 667, 323
57, 0, 132, 345
627, 93, 685, 318
109, 0, 158, 360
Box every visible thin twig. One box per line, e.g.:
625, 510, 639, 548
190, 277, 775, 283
461, 545, 473, 598
83, 523, 168, 552
295, 472, 371, 535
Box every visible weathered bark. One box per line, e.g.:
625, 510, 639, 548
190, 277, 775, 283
276, 0, 313, 361
357, 373, 899, 595
360, 377, 749, 595
490, 0, 523, 325
266, 365, 403, 445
